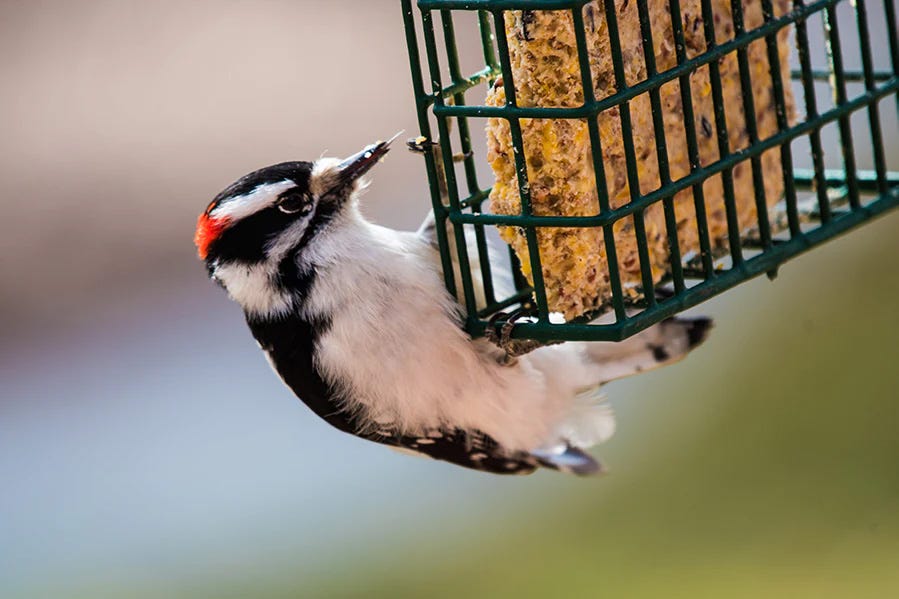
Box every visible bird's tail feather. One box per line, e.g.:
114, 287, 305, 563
583, 316, 713, 385
531, 444, 604, 476
537, 316, 711, 462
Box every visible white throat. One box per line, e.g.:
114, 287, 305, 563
213, 261, 294, 317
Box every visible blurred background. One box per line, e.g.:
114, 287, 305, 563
1, 1, 897, 597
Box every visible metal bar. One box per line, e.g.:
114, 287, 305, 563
602, 0, 657, 306
475, 7, 502, 279
458, 187, 491, 208
406, 0, 899, 345
439, 9, 497, 305
448, 79, 899, 227
475, 11, 505, 304
791, 168, 899, 188
684, 191, 882, 271
508, 245, 531, 292
702, 0, 744, 265
478, 175, 899, 335
729, 0, 773, 252
851, 0, 889, 197
789, 68, 894, 82
476, 287, 535, 317
491, 8, 551, 320
634, 0, 686, 294
487, 173, 894, 329
470, 189, 899, 342
823, 4, 861, 210
759, 0, 800, 238
791, 0, 831, 223
401, 0, 459, 298
433, 0, 841, 119
669, 0, 716, 281
478, 10, 499, 72
435, 68, 896, 110
429, 67, 897, 106
419, 0, 590, 9
883, 0, 899, 116
570, 5, 627, 321
440, 10, 479, 196
421, 9, 481, 318
431, 65, 502, 103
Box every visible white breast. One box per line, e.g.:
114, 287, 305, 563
299, 212, 606, 452
214, 261, 293, 316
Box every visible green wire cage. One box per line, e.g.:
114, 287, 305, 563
401, 0, 899, 343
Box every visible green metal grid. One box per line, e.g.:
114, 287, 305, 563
402, 0, 899, 342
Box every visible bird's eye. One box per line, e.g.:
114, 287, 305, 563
277, 192, 313, 215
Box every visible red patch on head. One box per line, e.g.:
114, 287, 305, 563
194, 213, 230, 260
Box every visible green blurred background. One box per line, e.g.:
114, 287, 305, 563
319, 218, 899, 599
1, 1, 896, 598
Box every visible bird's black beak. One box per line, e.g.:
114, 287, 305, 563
335, 132, 401, 188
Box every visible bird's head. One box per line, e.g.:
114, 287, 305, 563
195, 137, 394, 316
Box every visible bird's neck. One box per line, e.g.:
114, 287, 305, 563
212, 259, 295, 318
245, 309, 359, 435
215, 215, 364, 321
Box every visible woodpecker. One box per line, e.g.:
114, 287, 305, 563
195, 137, 712, 475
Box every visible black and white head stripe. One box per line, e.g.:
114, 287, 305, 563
205, 161, 313, 218
209, 179, 297, 221
199, 162, 316, 265
200, 144, 392, 267
198, 158, 361, 316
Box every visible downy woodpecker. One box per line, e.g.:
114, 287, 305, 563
195, 138, 711, 475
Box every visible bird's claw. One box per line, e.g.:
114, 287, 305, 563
406, 136, 438, 154
406, 136, 472, 163
485, 306, 561, 363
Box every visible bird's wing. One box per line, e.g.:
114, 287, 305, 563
415, 210, 441, 250
361, 425, 603, 476
365, 427, 539, 475
417, 209, 517, 310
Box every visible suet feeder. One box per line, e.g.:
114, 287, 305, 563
401, 0, 899, 342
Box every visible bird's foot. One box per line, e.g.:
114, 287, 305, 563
484, 305, 561, 364
406, 136, 437, 154
405, 136, 472, 163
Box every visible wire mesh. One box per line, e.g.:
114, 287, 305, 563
402, 0, 899, 342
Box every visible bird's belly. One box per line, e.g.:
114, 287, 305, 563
312, 303, 560, 451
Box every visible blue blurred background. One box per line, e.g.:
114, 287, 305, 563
1, 1, 897, 597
